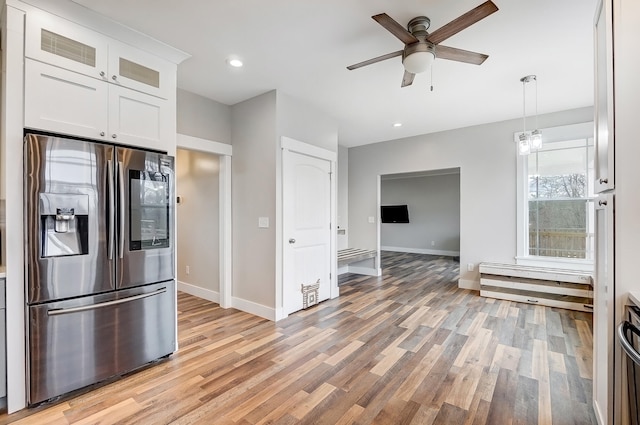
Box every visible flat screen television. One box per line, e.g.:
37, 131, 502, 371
381, 204, 409, 223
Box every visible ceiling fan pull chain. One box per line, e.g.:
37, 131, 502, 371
430, 62, 434, 92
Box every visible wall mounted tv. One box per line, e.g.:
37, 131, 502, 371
381, 205, 409, 223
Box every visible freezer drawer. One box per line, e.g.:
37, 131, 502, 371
27, 280, 176, 405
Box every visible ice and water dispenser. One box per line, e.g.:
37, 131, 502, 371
39, 193, 89, 257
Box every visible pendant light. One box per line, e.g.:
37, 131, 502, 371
518, 75, 542, 155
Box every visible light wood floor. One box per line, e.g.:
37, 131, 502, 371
0, 251, 596, 424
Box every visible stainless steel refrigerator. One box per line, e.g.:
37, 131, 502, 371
24, 132, 176, 405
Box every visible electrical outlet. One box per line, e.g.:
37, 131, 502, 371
467, 263, 474, 272
186, 265, 190, 275
431, 240, 435, 246
368, 216, 375, 223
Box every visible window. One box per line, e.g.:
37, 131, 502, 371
516, 122, 595, 268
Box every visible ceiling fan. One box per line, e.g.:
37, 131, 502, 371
347, 1, 499, 87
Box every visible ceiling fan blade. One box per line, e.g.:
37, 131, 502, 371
347, 50, 403, 70
436, 45, 489, 65
372, 13, 419, 45
401, 70, 415, 87
426, 1, 498, 45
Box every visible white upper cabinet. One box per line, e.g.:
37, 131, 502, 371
594, 0, 614, 193
108, 41, 174, 100
24, 59, 108, 141
25, 9, 109, 81
25, 10, 173, 99
108, 84, 170, 148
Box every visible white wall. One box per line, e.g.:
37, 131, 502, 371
348, 107, 593, 289
337, 145, 349, 250
176, 149, 220, 294
381, 173, 460, 255
177, 88, 231, 144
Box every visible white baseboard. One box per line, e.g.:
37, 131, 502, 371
232, 297, 276, 321
381, 246, 460, 257
178, 281, 220, 303
458, 278, 480, 290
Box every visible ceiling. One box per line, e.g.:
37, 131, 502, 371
69, 0, 594, 147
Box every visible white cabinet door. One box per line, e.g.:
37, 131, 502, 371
24, 59, 108, 140
594, 193, 614, 425
108, 85, 170, 151
25, 10, 109, 81
594, 0, 615, 193
108, 41, 175, 100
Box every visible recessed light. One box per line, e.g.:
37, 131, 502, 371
393, 122, 402, 128
227, 58, 243, 68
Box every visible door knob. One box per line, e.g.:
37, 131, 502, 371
289, 238, 296, 244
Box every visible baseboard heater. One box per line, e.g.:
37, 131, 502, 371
479, 262, 593, 312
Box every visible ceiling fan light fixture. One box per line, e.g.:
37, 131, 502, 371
402, 50, 435, 74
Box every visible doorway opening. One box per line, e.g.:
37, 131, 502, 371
379, 168, 461, 277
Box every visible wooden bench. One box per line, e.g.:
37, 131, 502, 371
338, 248, 377, 267
479, 262, 593, 312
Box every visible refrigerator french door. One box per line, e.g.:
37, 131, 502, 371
24, 133, 176, 405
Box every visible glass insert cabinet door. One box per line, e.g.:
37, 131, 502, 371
129, 169, 170, 251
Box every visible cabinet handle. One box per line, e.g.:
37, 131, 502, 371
599, 200, 608, 206
526, 299, 539, 303
599, 178, 608, 184
100, 71, 105, 77
112, 75, 118, 81
112, 134, 117, 139
100, 131, 105, 137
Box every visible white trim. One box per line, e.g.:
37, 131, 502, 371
232, 297, 275, 321
177, 281, 220, 303
458, 278, 479, 290
381, 246, 460, 257
515, 121, 594, 261
280, 136, 338, 317
3, 4, 27, 413
281, 136, 337, 161
515, 255, 594, 272
176, 134, 233, 310
177, 133, 232, 156
219, 155, 232, 308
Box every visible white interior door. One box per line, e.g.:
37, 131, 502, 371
283, 149, 332, 315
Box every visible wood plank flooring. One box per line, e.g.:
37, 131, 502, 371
0, 251, 597, 424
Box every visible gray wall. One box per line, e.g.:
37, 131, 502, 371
177, 88, 231, 143
277, 92, 338, 152
231, 91, 278, 308
230, 90, 338, 314
176, 149, 220, 292
348, 107, 593, 288
381, 173, 460, 254
337, 145, 349, 250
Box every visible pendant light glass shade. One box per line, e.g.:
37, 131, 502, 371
518, 75, 542, 155
518, 133, 531, 155
403, 51, 435, 74
530, 129, 543, 150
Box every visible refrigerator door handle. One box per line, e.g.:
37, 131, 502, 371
118, 160, 125, 259
47, 288, 167, 316
618, 321, 640, 366
107, 159, 115, 260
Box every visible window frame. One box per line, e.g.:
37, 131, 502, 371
515, 121, 595, 271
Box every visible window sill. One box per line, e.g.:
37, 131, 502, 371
515, 256, 594, 273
